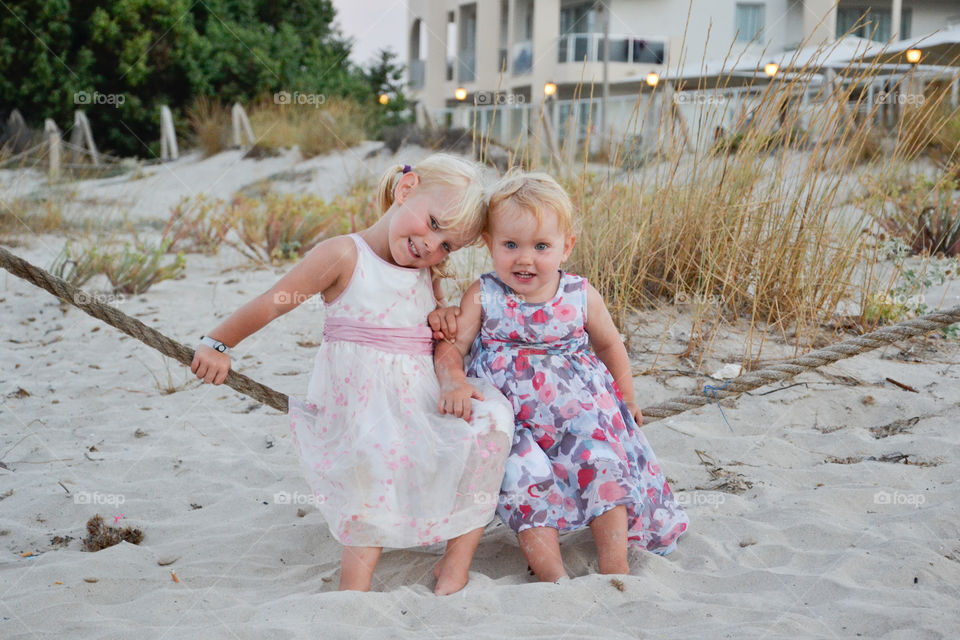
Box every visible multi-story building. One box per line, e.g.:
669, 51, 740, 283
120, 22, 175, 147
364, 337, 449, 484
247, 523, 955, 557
406, 1, 960, 147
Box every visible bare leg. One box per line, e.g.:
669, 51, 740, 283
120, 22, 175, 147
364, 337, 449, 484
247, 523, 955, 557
340, 545, 382, 591
589, 505, 629, 575
517, 526, 567, 582
433, 527, 483, 595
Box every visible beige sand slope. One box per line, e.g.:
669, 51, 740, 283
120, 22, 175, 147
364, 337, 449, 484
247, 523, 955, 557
1, 146, 959, 639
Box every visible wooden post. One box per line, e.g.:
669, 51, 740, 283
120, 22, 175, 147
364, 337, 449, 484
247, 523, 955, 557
7, 110, 30, 149
160, 105, 178, 160
72, 110, 100, 166
44, 119, 61, 179
231, 103, 255, 147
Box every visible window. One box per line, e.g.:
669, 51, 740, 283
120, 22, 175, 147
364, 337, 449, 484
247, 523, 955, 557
560, 2, 595, 35
837, 7, 912, 41
735, 3, 765, 43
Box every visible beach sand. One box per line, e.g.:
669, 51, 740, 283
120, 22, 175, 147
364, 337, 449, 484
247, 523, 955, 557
1, 144, 959, 639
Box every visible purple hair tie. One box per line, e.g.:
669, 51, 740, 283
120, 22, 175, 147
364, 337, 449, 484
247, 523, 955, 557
402, 164, 412, 174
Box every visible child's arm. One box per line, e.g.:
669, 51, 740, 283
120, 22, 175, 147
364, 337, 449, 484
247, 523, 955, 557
429, 277, 460, 341
583, 283, 643, 427
191, 236, 355, 385
434, 279, 484, 421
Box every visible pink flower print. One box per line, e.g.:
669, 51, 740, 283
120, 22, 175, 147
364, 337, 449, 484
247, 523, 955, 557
507, 297, 517, 309
536, 434, 555, 449
531, 309, 549, 324
597, 392, 616, 410
552, 462, 568, 481
554, 304, 577, 322
491, 355, 507, 371
546, 491, 563, 505
539, 383, 557, 403
580, 449, 591, 462
557, 517, 568, 529
515, 355, 530, 371
598, 481, 627, 501
532, 371, 546, 390
559, 400, 581, 419
612, 412, 625, 431
517, 403, 534, 421
647, 461, 660, 476
591, 428, 607, 441
509, 330, 520, 340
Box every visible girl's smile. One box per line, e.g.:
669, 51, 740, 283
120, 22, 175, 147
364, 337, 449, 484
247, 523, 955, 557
388, 184, 466, 268
484, 204, 576, 303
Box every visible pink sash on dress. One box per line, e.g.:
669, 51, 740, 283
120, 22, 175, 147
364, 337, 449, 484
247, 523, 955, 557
322, 317, 434, 355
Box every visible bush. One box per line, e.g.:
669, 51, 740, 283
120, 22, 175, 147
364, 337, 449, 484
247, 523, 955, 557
875, 175, 960, 256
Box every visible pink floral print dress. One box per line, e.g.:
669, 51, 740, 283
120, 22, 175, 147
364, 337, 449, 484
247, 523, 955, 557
466, 272, 688, 554
288, 235, 514, 548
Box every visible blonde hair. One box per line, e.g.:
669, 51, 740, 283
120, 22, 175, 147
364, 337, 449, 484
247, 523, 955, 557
375, 153, 487, 245
487, 169, 577, 237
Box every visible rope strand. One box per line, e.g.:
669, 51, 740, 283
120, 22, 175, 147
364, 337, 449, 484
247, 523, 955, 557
2, 245, 957, 422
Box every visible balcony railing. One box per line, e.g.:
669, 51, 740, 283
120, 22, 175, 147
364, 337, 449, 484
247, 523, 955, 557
513, 40, 532, 75
409, 59, 425, 89
557, 33, 665, 65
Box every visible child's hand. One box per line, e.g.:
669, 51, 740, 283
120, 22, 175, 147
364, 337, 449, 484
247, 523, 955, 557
428, 305, 461, 342
438, 381, 485, 421
191, 344, 231, 385
625, 401, 644, 427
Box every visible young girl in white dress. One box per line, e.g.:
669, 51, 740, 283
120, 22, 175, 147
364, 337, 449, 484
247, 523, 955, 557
191, 155, 514, 595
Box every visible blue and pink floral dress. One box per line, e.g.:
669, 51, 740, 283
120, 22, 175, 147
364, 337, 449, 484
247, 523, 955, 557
466, 272, 689, 554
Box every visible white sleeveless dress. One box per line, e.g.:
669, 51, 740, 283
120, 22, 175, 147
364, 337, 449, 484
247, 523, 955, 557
288, 234, 514, 548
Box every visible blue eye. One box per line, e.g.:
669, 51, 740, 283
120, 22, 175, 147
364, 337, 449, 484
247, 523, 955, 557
430, 216, 440, 231
535, 242, 548, 250
505, 241, 517, 249
442, 242, 451, 252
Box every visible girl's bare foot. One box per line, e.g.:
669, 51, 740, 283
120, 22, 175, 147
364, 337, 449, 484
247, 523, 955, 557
518, 526, 568, 582
433, 527, 483, 595
433, 556, 470, 595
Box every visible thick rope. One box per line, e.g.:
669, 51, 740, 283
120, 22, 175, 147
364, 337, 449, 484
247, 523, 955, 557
2, 245, 958, 422
0, 245, 289, 412
641, 306, 960, 422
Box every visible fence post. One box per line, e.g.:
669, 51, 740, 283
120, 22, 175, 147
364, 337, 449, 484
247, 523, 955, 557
72, 110, 100, 166
231, 103, 255, 147
44, 119, 61, 179
160, 105, 178, 160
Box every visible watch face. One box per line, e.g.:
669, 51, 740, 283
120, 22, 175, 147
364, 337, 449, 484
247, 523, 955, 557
216, 344, 225, 352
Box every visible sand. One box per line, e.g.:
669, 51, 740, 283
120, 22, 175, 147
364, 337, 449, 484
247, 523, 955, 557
1, 144, 959, 639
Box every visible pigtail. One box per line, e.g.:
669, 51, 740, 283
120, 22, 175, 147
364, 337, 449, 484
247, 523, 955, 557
376, 163, 406, 214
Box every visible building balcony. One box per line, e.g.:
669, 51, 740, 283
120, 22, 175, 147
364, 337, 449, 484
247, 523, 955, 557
558, 32, 666, 65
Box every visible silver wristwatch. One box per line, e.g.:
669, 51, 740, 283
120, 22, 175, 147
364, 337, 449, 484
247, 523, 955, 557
200, 335, 231, 354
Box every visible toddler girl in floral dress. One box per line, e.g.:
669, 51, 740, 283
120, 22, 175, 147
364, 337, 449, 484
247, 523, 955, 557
433, 171, 688, 581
